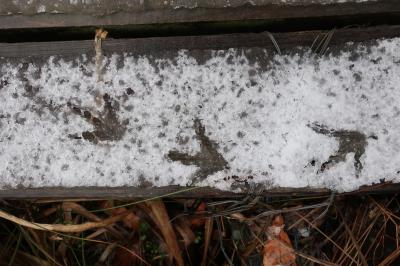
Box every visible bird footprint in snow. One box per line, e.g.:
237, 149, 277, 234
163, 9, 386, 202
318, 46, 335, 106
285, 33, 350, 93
68, 93, 128, 144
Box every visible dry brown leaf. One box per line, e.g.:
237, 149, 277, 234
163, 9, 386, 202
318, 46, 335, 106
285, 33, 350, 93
263, 215, 297, 266
100, 201, 140, 231
122, 212, 140, 231
95, 28, 108, 40
201, 217, 213, 266
175, 218, 196, 247
112, 208, 140, 231
146, 200, 184, 266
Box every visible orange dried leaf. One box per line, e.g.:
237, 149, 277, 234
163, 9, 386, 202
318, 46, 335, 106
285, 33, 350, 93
190, 202, 207, 227
263, 215, 297, 266
122, 212, 140, 231
95, 28, 108, 40
100, 201, 140, 231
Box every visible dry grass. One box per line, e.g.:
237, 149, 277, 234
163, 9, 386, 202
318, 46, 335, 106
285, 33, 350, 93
0, 193, 399, 265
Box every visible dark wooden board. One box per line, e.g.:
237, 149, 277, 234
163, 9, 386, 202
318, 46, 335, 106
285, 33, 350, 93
0, 0, 399, 30
0, 25, 400, 198
0, 183, 398, 200
0, 186, 328, 200
1, 25, 400, 58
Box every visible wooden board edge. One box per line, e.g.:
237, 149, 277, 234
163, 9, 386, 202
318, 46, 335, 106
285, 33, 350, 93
0, 186, 328, 199
0, 182, 398, 199
0, 0, 399, 30
1, 25, 400, 58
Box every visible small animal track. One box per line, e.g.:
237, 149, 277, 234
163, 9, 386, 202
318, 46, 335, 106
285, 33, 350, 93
168, 118, 229, 184
68, 94, 128, 144
309, 122, 374, 177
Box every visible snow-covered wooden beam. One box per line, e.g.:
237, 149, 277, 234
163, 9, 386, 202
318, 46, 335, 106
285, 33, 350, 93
0, 0, 398, 29
0, 25, 400, 198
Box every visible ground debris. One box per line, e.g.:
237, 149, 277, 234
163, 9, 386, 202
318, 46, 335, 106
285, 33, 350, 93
263, 215, 296, 266
0, 193, 399, 265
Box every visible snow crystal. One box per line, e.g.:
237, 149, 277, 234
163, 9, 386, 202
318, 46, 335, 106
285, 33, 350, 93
0, 37, 399, 192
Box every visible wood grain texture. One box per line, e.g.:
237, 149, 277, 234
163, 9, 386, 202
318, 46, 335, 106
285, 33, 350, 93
0, 0, 387, 16
0, 0, 399, 29
0, 183, 398, 199
1, 25, 400, 58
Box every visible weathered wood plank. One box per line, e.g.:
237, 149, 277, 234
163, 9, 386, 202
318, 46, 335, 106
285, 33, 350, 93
1, 0, 389, 16
1, 25, 400, 198
0, 182, 398, 199
1, 25, 400, 58
0, 0, 399, 29
0, 186, 330, 199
